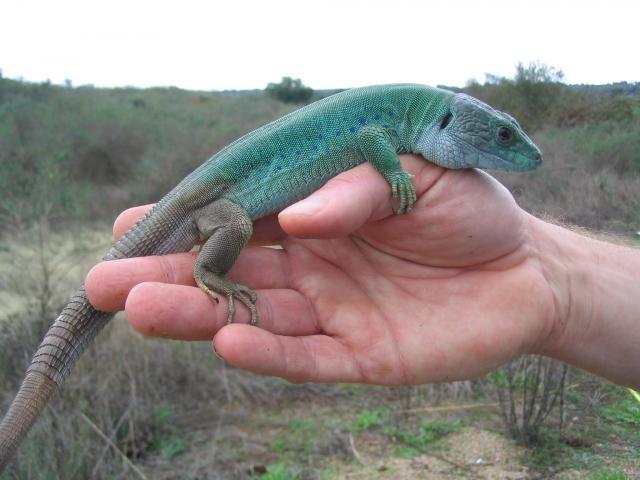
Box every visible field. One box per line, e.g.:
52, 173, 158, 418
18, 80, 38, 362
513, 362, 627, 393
0, 72, 639, 479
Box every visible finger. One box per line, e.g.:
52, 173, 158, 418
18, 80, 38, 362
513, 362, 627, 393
114, 205, 153, 240
251, 214, 287, 244
85, 246, 289, 312
278, 154, 444, 239
86, 252, 197, 311
114, 205, 286, 245
213, 324, 363, 383
125, 283, 319, 340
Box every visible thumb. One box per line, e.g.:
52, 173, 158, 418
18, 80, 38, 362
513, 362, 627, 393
278, 162, 392, 239
278, 154, 443, 239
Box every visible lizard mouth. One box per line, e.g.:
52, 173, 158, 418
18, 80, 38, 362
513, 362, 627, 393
481, 151, 542, 172
456, 137, 542, 172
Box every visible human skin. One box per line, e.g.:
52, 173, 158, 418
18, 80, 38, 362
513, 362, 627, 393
85, 154, 640, 389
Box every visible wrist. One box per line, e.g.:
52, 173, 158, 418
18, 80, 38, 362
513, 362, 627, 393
527, 216, 593, 353
529, 215, 640, 388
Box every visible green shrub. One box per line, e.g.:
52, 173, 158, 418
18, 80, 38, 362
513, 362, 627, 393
590, 468, 628, 480
466, 62, 566, 131
557, 120, 640, 175
260, 463, 300, 480
352, 407, 389, 432
393, 419, 461, 454
465, 62, 638, 134
265, 77, 313, 104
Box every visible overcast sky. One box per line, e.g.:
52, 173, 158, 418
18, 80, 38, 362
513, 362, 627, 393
1, 0, 638, 90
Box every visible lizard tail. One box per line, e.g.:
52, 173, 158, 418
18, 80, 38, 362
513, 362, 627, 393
0, 198, 200, 472
0, 373, 57, 472
0, 291, 112, 471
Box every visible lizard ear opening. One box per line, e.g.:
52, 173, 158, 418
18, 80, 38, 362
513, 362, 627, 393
439, 112, 452, 129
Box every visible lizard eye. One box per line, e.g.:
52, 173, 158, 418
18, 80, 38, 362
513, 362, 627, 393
439, 112, 452, 129
496, 126, 514, 145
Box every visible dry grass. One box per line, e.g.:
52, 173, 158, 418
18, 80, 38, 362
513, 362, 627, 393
496, 129, 640, 236
0, 217, 488, 478
2, 124, 640, 475
0, 225, 487, 478
0, 222, 109, 322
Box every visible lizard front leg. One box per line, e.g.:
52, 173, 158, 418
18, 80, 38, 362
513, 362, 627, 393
357, 125, 416, 214
193, 199, 257, 324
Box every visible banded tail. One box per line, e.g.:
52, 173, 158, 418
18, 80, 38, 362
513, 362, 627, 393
0, 197, 198, 471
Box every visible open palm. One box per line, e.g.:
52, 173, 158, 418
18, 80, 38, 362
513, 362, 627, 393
86, 154, 556, 385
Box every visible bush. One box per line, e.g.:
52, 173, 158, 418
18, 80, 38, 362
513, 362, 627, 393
466, 62, 566, 131
265, 77, 313, 104
491, 356, 569, 445
0, 78, 295, 228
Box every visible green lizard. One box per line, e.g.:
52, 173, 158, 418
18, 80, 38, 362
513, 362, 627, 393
0, 83, 542, 470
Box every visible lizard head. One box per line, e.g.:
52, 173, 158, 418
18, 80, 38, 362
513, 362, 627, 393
416, 93, 543, 172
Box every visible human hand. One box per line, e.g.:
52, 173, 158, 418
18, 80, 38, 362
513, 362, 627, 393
86, 154, 560, 385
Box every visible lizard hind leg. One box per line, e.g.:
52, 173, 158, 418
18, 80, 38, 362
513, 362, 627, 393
193, 199, 258, 325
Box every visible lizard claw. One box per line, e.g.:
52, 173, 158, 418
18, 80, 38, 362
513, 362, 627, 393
226, 289, 258, 325
224, 282, 258, 325
387, 172, 416, 214
196, 277, 258, 325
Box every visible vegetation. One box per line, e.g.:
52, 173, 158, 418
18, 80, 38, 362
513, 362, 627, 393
351, 407, 389, 432
392, 419, 462, 458
0, 78, 296, 228
0, 64, 637, 235
265, 77, 314, 104
491, 355, 568, 445
466, 62, 637, 132
0, 66, 639, 478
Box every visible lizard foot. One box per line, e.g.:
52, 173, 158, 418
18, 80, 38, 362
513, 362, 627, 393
388, 171, 416, 214
196, 277, 258, 325
224, 282, 258, 325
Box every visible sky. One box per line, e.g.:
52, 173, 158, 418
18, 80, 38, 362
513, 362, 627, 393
1, 0, 638, 91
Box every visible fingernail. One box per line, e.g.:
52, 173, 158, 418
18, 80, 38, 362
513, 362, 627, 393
281, 196, 326, 216
212, 340, 225, 361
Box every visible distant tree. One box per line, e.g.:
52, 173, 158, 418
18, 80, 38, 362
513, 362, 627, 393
465, 62, 567, 131
265, 77, 313, 104
64, 78, 72, 88
511, 62, 565, 128
514, 61, 564, 83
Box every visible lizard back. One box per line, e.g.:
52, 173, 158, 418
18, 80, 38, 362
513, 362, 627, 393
176, 84, 452, 218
